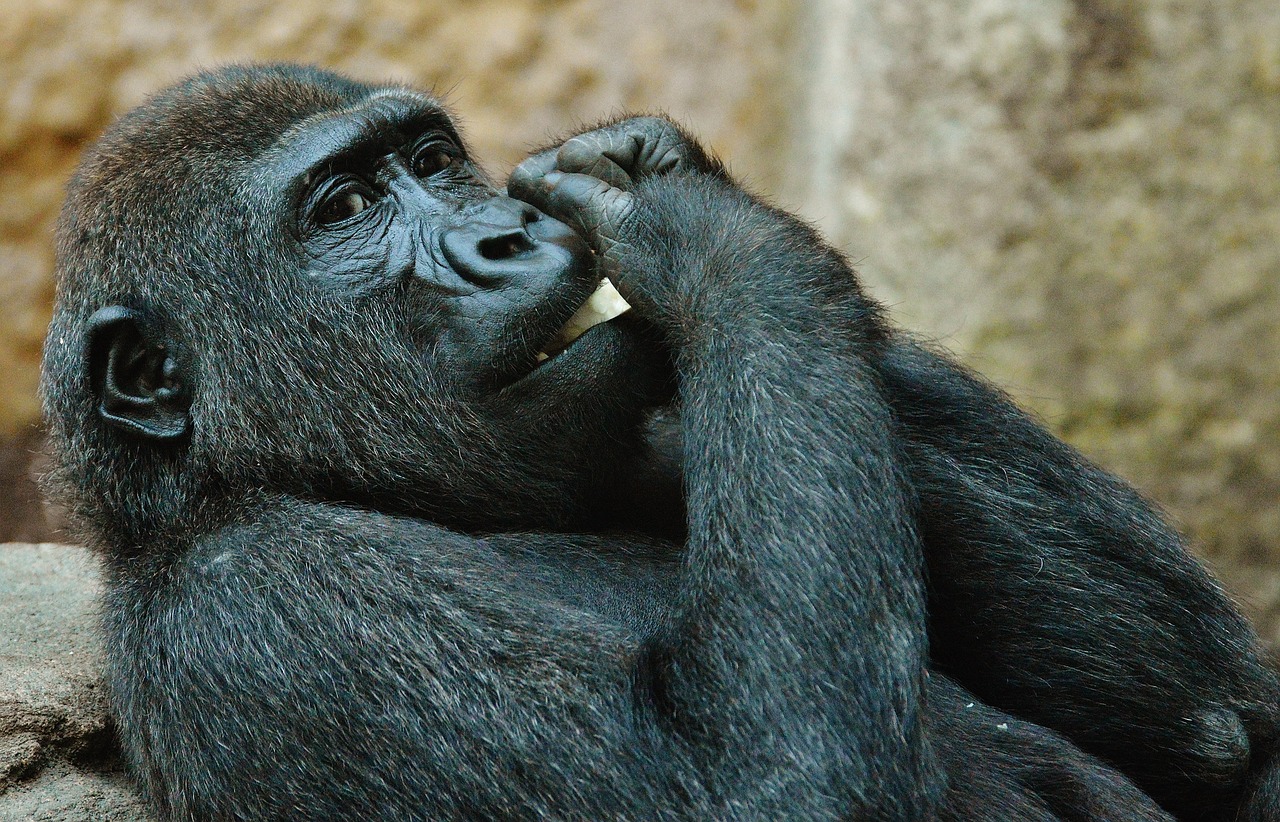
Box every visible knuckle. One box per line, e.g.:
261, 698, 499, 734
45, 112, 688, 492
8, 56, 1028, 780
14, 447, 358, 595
512, 152, 554, 183
586, 183, 612, 207
561, 134, 591, 154
508, 165, 532, 188
644, 116, 679, 139
635, 115, 668, 131
562, 134, 600, 157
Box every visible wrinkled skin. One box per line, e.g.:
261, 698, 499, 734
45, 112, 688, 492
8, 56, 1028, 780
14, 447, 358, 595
39, 65, 1280, 821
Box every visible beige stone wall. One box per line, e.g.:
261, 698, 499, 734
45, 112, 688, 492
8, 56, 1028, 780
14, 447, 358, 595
2, 0, 1279, 635
3, 3, 1280, 815
0, 0, 798, 537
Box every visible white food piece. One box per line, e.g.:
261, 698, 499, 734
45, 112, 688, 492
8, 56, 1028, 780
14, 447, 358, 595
543, 279, 632, 356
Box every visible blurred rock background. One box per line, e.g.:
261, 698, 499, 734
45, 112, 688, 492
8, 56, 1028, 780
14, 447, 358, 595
1, 2, 1278, 810
14, 0, 1275, 635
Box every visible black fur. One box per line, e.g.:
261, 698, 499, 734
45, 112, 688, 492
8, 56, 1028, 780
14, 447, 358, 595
881, 340, 1280, 819
40, 63, 1279, 820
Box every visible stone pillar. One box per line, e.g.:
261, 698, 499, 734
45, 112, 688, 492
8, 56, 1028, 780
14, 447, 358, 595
788, 0, 1280, 642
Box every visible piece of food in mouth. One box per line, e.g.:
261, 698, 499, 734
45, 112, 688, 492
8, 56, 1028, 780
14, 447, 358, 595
536, 279, 632, 362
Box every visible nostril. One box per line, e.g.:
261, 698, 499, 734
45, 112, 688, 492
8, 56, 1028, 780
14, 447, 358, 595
478, 232, 533, 261
512, 199, 542, 228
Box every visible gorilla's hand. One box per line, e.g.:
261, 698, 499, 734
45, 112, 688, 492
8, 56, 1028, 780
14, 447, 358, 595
508, 117, 730, 336
511, 116, 719, 192
507, 165, 636, 279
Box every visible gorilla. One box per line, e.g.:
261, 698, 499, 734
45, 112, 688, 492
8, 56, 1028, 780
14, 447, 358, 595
39, 63, 1280, 820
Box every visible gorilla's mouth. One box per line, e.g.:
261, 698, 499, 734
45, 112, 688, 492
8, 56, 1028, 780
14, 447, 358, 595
535, 279, 632, 363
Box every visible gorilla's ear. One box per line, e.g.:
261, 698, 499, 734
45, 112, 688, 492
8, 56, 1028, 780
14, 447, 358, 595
85, 306, 191, 442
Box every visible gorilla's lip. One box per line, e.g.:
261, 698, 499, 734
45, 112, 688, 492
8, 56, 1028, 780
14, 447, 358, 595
500, 313, 637, 398
534, 279, 632, 364
497, 286, 634, 393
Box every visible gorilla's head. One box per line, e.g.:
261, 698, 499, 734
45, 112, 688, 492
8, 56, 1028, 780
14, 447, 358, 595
42, 64, 669, 545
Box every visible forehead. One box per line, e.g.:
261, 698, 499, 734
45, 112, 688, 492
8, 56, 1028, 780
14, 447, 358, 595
258, 90, 455, 187
280, 89, 445, 146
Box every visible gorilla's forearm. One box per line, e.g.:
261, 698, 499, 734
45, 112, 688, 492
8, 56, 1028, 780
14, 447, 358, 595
103, 501, 696, 819
623, 174, 939, 815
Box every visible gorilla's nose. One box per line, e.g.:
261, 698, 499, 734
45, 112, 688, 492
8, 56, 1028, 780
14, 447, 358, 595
441, 197, 573, 286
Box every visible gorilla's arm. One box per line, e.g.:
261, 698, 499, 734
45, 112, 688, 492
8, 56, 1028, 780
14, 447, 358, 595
512, 116, 1280, 819
114, 498, 1170, 821
880, 338, 1280, 819
512, 128, 939, 817
929, 675, 1172, 822
106, 501, 698, 820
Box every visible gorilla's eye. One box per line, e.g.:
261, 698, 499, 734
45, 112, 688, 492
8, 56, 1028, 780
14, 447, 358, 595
411, 138, 459, 178
314, 180, 375, 226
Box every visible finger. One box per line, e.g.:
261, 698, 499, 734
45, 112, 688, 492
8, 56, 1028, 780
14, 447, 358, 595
506, 149, 558, 200
528, 171, 636, 257
557, 132, 639, 190
620, 117, 688, 175
557, 117, 689, 187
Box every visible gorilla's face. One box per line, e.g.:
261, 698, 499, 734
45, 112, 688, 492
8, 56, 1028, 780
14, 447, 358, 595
51, 69, 669, 532
276, 93, 641, 398
245, 92, 670, 525
271, 92, 650, 405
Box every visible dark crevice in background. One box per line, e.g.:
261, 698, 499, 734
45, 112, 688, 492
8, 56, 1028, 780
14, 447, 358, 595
0, 426, 58, 543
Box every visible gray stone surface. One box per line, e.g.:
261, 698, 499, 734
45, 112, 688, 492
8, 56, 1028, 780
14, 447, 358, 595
0, 764, 144, 822
0, 543, 146, 820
